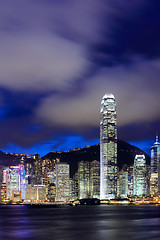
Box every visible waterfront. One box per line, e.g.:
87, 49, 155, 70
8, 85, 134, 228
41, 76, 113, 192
0, 205, 160, 240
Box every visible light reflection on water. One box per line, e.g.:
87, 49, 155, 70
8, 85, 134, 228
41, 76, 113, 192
0, 205, 160, 240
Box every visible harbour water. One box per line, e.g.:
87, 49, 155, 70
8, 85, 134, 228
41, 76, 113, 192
0, 205, 160, 240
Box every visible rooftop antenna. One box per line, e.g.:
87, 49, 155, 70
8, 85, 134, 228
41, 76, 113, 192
156, 132, 158, 142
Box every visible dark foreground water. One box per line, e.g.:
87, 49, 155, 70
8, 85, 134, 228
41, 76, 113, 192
0, 205, 160, 240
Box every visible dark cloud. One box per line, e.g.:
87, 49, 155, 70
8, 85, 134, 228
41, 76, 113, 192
92, 0, 160, 66
118, 121, 160, 142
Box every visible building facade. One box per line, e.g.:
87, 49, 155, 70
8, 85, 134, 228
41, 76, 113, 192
55, 163, 70, 202
71, 172, 78, 200
78, 161, 91, 199
127, 166, 134, 197
25, 184, 46, 201
19, 164, 26, 199
0, 183, 7, 203
6, 166, 21, 200
150, 173, 158, 196
90, 160, 100, 198
117, 170, 128, 198
100, 93, 117, 199
47, 183, 56, 201
34, 154, 42, 184
133, 155, 146, 196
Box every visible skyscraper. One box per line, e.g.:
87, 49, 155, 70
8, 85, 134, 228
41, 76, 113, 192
78, 161, 91, 199
150, 135, 160, 195
151, 135, 160, 174
6, 166, 21, 201
34, 154, 42, 184
55, 163, 70, 202
133, 155, 146, 196
90, 160, 100, 198
19, 164, 26, 200
100, 93, 117, 199
127, 166, 134, 197
71, 171, 78, 200
117, 170, 128, 198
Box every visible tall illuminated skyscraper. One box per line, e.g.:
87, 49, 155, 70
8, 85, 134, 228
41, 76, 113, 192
100, 93, 117, 199
150, 135, 160, 195
151, 135, 160, 174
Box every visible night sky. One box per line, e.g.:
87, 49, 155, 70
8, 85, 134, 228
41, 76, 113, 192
0, 0, 160, 156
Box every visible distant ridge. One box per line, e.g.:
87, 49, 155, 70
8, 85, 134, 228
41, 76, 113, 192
42, 140, 150, 177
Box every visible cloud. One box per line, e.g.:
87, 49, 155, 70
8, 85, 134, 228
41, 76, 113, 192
92, 0, 160, 66
0, 0, 106, 43
0, 0, 158, 93
0, 33, 89, 91
0, 0, 108, 92
0, 0, 159, 155
36, 57, 160, 130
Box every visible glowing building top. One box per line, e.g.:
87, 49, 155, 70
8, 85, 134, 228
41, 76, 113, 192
102, 93, 115, 99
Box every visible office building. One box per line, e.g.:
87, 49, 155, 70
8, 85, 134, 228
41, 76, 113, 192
34, 154, 42, 184
150, 173, 158, 196
146, 165, 151, 196
6, 166, 21, 200
127, 166, 134, 197
78, 161, 91, 199
71, 171, 78, 200
150, 136, 160, 194
117, 170, 128, 198
25, 185, 46, 202
55, 163, 70, 202
42, 159, 53, 180
151, 135, 160, 174
100, 93, 117, 199
25, 163, 32, 176
90, 160, 100, 198
0, 183, 7, 203
47, 183, 56, 202
19, 164, 26, 199
133, 155, 146, 196
0, 166, 4, 183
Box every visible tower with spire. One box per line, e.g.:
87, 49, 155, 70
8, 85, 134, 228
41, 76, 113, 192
150, 134, 160, 195
151, 134, 160, 174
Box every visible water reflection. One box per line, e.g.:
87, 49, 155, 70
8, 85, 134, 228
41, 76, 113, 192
0, 205, 160, 240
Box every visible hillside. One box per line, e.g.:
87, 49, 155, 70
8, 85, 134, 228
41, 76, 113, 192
42, 140, 150, 177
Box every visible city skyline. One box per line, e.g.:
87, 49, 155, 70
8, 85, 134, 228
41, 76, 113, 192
0, 97, 160, 203
1, 135, 160, 203
0, 1, 160, 156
